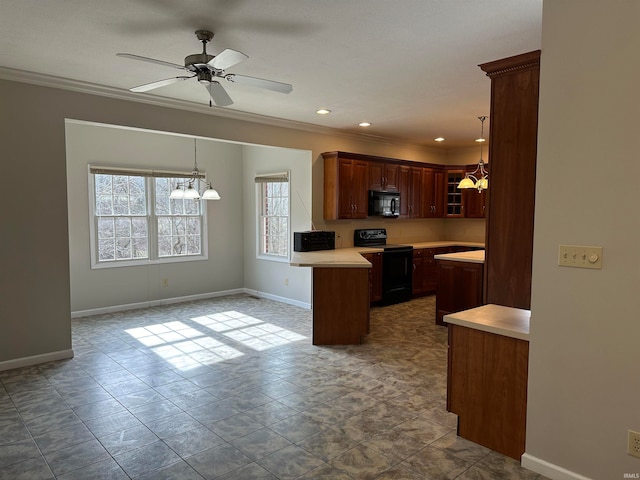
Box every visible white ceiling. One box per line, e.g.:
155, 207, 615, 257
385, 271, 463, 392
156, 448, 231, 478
0, 0, 542, 148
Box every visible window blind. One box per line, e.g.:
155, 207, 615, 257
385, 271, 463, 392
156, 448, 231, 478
89, 165, 205, 179
254, 172, 289, 183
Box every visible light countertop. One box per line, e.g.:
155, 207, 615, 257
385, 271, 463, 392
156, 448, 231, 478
444, 304, 530, 341
434, 249, 485, 264
290, 241, 484, 268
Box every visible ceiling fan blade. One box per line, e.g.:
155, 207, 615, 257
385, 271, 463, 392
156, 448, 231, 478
208, 49, 249, 71
130, 76, 193, 93
207, 81, 233, 106
225, 74, 293, 94
116, 53, 188, 71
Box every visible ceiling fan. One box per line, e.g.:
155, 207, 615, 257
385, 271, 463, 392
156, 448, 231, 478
116, 30, 293, 107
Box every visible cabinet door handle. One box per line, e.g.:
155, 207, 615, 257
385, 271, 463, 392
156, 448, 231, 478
413, 264, 417, 271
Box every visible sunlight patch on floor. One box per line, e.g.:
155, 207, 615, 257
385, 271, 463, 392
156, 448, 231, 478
125, 310, 306, 370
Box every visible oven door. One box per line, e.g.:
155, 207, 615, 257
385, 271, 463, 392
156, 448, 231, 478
382, 248, 413, 304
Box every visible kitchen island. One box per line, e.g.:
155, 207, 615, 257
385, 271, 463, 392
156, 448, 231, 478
291, 241, 483, 345
445, 304, 530, 460
291, 249, 371, 345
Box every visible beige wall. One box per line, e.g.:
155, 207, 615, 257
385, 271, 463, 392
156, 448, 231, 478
525, 1, 640, 478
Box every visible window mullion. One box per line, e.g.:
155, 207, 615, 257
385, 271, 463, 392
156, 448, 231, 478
148, 177, 157, 261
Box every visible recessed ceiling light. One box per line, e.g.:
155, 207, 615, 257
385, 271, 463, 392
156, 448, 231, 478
434, 137, 445, 142
358, 122, 371, 127
316, 109, 331, 115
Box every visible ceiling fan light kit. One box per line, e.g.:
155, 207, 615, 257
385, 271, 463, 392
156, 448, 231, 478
117, 30, 292, 107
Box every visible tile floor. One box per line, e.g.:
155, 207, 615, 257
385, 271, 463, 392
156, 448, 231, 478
0, 294, 549, 480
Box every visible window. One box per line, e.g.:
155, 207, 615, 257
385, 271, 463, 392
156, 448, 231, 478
256, 172, 290, 260
89, 167, 207, 268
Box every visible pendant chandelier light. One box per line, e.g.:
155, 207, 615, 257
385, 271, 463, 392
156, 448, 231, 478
170, 139, 221, 201
458, 116, 489, 192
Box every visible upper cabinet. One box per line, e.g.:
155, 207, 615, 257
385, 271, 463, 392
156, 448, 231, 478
444, 167, 487, 218
463, 188, 487, 218
445, 169, 466, 218
323, 152, 369, 220
423, 168, 445, 218
369, 161, 400, 192
398, 165, 424, 218
322, 151, 480, 221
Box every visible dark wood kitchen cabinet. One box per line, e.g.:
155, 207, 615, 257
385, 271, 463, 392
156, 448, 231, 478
399, 165, 424, 218
463, 188, 487, 218
323, 152, 369, 219
369, 161, 400, 192
423, 168, 445, 217
445, 169, 466, 217
413, 246, 458, 297
436, 259, 484, 325
447, 319, 529, 460
412, 248, 426, 295
361, 251, 383, 305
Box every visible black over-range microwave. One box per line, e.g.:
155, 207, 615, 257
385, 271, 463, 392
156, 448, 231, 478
368, 190, 401, 217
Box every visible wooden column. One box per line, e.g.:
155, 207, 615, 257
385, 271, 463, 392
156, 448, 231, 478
480, 50, 540, 310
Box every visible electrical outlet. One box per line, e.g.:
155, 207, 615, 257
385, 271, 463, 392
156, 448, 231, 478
558, 245, 603, 269
161, 278, 169, 287
629, 430, 640, 458
284, 278, 289, 286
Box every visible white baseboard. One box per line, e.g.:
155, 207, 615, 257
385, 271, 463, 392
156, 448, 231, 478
0, 349, 74, 372
522, 453, 593, 480
242, 289, 311, 310
71, 288, 310, 318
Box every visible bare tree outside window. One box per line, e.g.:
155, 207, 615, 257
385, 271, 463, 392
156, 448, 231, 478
91, 172, 205, 267
259, 180, 289, 258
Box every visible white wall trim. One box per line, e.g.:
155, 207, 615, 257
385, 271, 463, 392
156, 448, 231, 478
0, 349, 75, 372
0, 66, 428, 150
71, 288, 310, 318
71, 289, 245, 318
242, 289, 311, 310
521, 453, 593, 480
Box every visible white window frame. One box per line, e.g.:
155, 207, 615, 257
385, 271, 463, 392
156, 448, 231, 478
256, 171, 290, 263
88, 166, 208, 269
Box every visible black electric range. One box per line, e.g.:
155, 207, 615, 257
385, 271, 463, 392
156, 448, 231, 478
354, 229, 413, 305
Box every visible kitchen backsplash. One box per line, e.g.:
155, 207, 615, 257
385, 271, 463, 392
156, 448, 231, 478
318, 218, 485, 248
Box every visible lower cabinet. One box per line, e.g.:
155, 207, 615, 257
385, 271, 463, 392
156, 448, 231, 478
361, 252, 383, 305
447, 323, 528, 459
435, 259, 484, 325
413, 246, 464, 297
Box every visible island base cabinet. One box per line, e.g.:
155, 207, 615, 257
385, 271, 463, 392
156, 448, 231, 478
436, 260, 483, 325
312, 268, 369, 345
447, 324, 529, 460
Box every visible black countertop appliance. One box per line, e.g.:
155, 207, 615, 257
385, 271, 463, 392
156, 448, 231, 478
353, 228, 413, 305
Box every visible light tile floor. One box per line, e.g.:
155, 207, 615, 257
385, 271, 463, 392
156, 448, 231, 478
0, 294, 549, 479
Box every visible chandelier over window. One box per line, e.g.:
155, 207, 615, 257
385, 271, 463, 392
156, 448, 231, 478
458, 116, 488, 192
170, 139, 221, 201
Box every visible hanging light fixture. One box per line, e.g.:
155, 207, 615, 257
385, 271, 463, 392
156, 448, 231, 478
458, 116, 489, 192
170, 139, 221, 201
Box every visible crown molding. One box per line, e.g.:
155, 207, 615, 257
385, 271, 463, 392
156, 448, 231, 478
0, 66, 429, 149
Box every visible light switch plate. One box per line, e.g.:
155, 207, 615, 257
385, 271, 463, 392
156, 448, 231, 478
558, 245, 603, 269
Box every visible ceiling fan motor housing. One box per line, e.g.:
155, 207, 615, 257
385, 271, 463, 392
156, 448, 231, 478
185, 53, 214, 70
